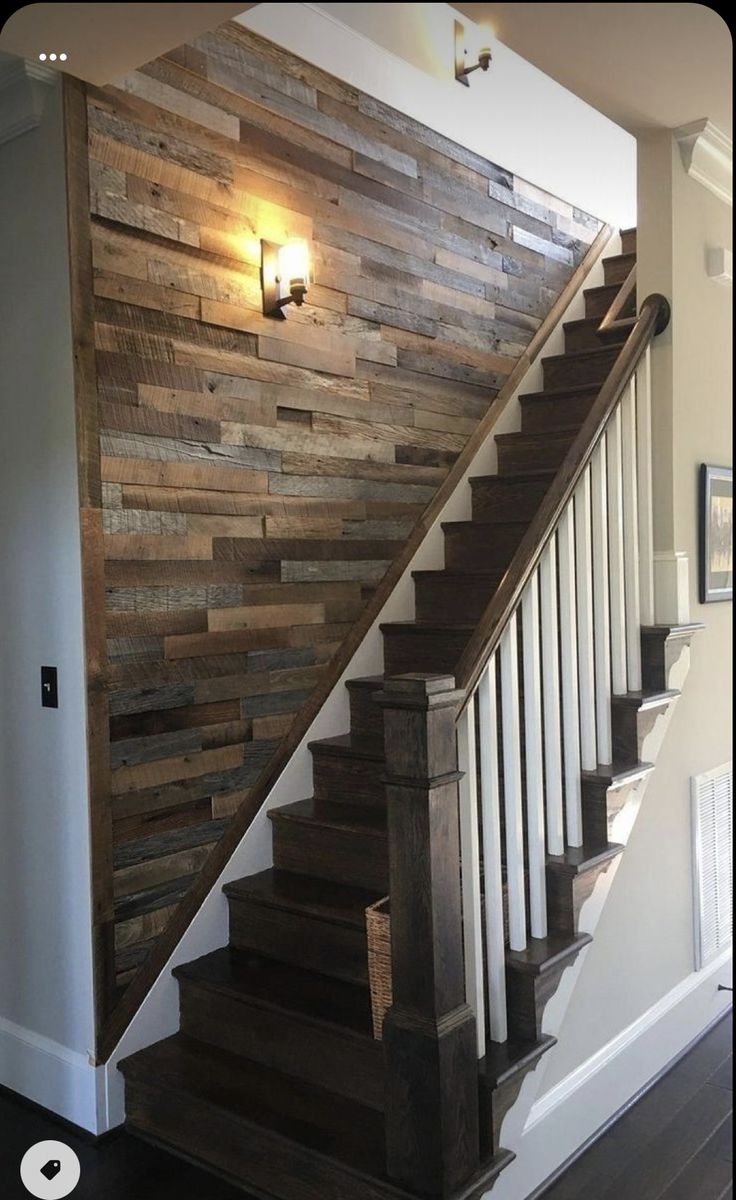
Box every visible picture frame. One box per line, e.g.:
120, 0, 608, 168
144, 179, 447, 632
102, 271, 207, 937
699, 464, 733, 603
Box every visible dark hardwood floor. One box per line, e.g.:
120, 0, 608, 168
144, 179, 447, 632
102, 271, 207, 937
541, 1011, 733, 1200
0, 1087, 252, 1200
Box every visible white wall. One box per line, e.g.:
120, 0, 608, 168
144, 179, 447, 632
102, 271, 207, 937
239, 2, 637, 227
0, 78, 100, 1130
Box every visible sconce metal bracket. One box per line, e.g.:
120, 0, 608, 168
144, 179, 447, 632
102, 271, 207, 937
261, 239, 287, 320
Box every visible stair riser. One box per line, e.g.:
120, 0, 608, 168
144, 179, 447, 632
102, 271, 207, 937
546, 859, 618, 937
414, 575, 500, 625
520, 392, 597, 435
505, 953, 585, 1042
125, 1081, 396, 1200
542, 348, 618, 390
443, 524, 525, 573
228, 895, 370, 986
271, 817, 388, 892
312, 752, 385, 809
479, 1073, 527, 1158
347, 686, 384, 752
603, 255, 635, 286
382, 628, 471, 676
581, 777, 643, 846
497, 435, 575, 476
563, 324, 609, 353
584, 285, 624, 320
641, 632, 691, 691
179, 981, 384, 1110
612, 701, 673, 763
620, 229, 637, 256
471, 475, 551, 523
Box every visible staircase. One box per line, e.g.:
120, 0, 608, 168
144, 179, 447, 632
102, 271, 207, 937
119, 230, 700, 1199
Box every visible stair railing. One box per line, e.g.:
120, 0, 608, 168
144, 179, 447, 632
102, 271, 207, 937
378, 282, 671, 1192
454, 288, 670, 1054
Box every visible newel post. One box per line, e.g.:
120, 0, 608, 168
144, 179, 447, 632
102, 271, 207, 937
377, 674, 480, 1197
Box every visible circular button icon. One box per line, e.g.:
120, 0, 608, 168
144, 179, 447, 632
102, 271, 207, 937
20, 1141, 81, 1199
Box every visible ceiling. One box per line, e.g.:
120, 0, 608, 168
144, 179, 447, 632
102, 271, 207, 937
0, 3, 253, 85
454, 2, 732, 137
0, 2, 730, 139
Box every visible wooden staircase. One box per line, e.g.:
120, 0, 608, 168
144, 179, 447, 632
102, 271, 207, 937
119, 230, 698, 1198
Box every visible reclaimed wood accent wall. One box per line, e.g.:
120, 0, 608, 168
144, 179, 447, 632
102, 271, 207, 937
76, 20, 602, 1008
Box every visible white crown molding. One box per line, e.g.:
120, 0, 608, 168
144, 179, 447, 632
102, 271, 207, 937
0, 56, 58, 146
675, 118, 733, 208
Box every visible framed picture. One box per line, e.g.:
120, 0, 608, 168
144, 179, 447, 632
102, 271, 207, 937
699, 465, 733, 603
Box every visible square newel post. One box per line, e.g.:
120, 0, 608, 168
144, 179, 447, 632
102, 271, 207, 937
376, 673, 480, 1197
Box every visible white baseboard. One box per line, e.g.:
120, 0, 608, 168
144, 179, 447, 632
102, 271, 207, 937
0, 1014, 106, 1134
487, 949, 733, 1200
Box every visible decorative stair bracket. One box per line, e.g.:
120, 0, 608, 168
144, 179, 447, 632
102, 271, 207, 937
377, 675, 481, 1198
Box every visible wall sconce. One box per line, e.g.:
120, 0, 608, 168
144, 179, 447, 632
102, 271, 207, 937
454, 20, 492, 86
261, 238, 311, 319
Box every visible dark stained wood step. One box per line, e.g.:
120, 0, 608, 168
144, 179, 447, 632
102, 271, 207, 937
346, 676, 386, 752
581, 760, 656, 845
603, 250, 637, 286
413, 569, 505, 624
470, 471, 554, 523
640, 623, 704, 691
121, 1034, 514, 1200
381, 621, 473, 676
310, 734, 386, 809
611, 689, 679, 762
584, 281, 637, 321
175, 947, 384, 1109
270, 798, 388, 892
480, 1034, 556, 1155
542, 344, 621, 391
442, 520, 528, 572
225, 868, 379, 986
620, 227, 637, 256
563, 315, 628, 353
519, 383, 600, 435
546, 842, 624, 936
495, 427, 578, 475
505, 932, 592, 1041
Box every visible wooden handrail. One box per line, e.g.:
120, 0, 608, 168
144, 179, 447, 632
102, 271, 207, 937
598, 262, 637, 335
455, 291, 671, 703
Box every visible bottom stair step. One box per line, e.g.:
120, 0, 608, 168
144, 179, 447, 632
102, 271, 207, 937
175, 947, 384, 1110
480, 1034, 556, 1155
121, 1034, 514, 1200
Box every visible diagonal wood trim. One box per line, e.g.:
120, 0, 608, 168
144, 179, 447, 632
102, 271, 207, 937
454, 289, 671, 704
598, 262, 637, 336
94, 219, 613, 1062
64, 76, 116, 1027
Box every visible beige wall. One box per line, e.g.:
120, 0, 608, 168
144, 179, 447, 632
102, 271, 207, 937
543, 131, 732, 1087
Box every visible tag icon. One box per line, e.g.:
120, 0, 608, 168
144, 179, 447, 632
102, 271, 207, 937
20, 1141, 81, 1198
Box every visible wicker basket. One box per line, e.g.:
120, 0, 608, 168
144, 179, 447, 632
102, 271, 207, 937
365, 897, 392, 1040
366, 886, 510, 1041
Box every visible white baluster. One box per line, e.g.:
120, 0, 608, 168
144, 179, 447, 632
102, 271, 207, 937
458, 698, 486, 1059
574, 468, 597, 771
540, 538, 564, 856
522, 574, 547, 937
500, 614, 527, 949
636, 347, 655, 627
607, 405, 628, 695
478, 659, 507, 1043
558, 502, 583, 846
621, 379, 642, 691
591, 438, 613, 765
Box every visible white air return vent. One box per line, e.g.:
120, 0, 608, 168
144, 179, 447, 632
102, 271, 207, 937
691, 762, 733, 970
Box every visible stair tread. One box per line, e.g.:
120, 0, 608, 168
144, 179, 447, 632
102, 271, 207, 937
224, 868, 380, 929
309, 733, 384, 763
121, 1033, 387, 1175
380, 620, 474, 633
604, 251, 637, 268
582, 760, 655, 786
547, 841, 624, 876
270, 797, 387, 836
471, 467, 557, 486
495, 427, 579, 448
441, 519, 529, 533
611, 688, 680, 709
506, 932, 592, 976
175, 947, 375, 1037
345, 675, 385, 691
519, 382, 601, 404
483, 1033, 556, 1088
413, 568, 505, 581
541, 344, 621, 367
